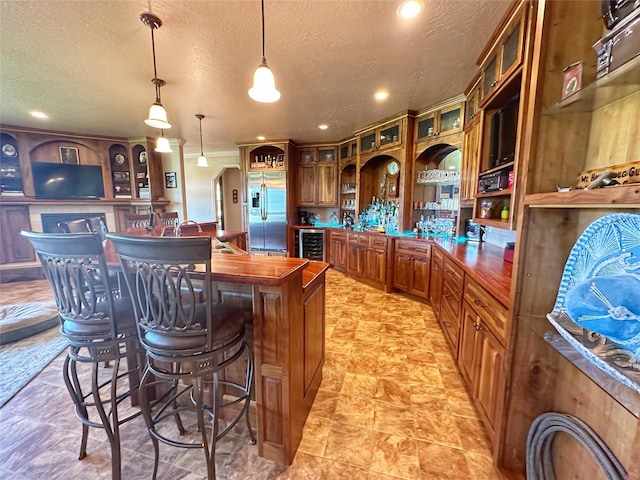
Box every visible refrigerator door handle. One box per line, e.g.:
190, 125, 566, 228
261, 184, 267, 221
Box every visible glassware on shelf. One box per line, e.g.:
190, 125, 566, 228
416, 169, 460, 185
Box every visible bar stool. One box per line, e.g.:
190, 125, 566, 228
21, 231, 144, 480
107, 233, 255, 480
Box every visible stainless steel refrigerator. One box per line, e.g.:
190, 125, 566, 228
247, 170, 287, 253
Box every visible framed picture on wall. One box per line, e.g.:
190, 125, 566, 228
59, 146, 79, 164
165, 172, 177, 188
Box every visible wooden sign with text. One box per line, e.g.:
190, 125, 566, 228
577, 161, 640, 189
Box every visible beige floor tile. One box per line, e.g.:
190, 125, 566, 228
3, 268, 495, 479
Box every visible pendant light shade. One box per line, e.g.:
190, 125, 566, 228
141, 13, 171, 129
248, 0, 280, 103
249, 60, 281, 103
155, 130, 173, 153
195, 114, 209, 168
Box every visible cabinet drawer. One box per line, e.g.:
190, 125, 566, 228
442, 281, 462, 319
443, 257, 464, 294
464, 277, 508, 345
432, 246, 444, 267
370, 236, 388, 250
440, 297, 460, 353
396, 239, 431, 257
358, 235, 370, 246
347, 233, 360, 244
330, 230, 346, 241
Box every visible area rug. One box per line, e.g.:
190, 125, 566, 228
0, 326, 67, 408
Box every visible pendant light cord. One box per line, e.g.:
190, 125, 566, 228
261, 0, 266, 62
149, 24, 161, 102
199, 118, 204, 155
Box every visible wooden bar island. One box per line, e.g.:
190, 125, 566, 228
106, 229, 329, 465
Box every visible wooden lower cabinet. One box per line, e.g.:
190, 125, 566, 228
429, 248, 444, 316
459, 293, 507, 449
329, 231, 347, 270
439, 257, 464, 352
341, 231, 392, 292
393, 239, 431, 300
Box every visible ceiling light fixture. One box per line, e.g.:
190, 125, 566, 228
141, 12, 171, 129
248, 0, 280, 103
397, 0, 424, 19
195, 114, 209, 168
29, 111, 48, 119
318, 124, 329, 130
257, 135, 266, 141
374, 90, 389, 101
155, 130, 173, 153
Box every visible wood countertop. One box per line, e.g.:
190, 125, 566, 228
327, 228, 512, 306
209, 254, 309, 286
431, 239, 512, 307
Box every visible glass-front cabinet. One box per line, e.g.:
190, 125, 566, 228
359, 119, 403, 155
480, 1, 526, 102
415, 100, 464, 143
339, 139, 357, 163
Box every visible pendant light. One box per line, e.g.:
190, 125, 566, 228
155, 130, 173, 153
248, 0, 281, 103
195, 114, 209, 168
141, 12, 171, 129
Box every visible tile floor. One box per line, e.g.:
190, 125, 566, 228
0, 269, 497, 479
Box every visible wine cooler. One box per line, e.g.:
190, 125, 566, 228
297, 229, 326, 262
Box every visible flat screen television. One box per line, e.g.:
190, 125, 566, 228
32, 162, 105, 199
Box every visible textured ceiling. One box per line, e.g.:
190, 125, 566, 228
0, 0, 510, 157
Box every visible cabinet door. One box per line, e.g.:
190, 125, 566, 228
458, 302, 478, 387
379, 122, 401, 149
429, 260, 443, 317
365, 248, 386, 285
460, 119, 482, 202
438, 104, 463, 136
337, 241, 348, 270
317, 163, 337, 206
416, 112, 437, 142
329, 238, 339, 266
474, 320, 504, 437
0, 206, 35, 264
410, 255, 430, 299
347, 244, 363, 277
359, 131, 377, 155
439, 296, 460, 354
393, 253, 413, 291
482, 56, 499, 98
298, 164, 317, 205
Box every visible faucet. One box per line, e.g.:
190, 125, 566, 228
175, 219, 203, 236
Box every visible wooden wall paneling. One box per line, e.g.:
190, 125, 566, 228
303, 282, 325, 395
499, 317, 558, 472
0, 205, 34, 263
549, 358, 639, 480
515, 208, 578, 318
585, 91, 640, 170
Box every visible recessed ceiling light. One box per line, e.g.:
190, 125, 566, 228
30, 111, 48, 119
257, 135, 266, 141
318, 124, 328, 130
397, 0, 424, 19
374, 90, 389, 101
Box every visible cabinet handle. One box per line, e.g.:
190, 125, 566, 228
473, 299, 486, 308
474, 322, 482, 331
491, 80, 498, 87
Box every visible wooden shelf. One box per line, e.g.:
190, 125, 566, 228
524, 183, 640, 208
473, 217, 511, 229
477, 188, 513, 198
478, 161, 515, 177
542, 56, 640, 115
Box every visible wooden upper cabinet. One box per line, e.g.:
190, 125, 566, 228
415, 100, 464, 143
479, 2, 526, 104
359, 118, 403, 155
461, 119, 482, 203
465, 78, 482, 125
296, 146, 337, 207
339, 139, 357, 163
